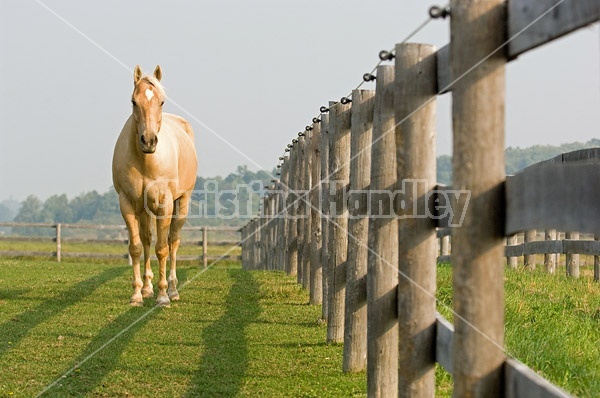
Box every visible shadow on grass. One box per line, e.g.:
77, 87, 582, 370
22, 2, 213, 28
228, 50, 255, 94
37, 264, 212, 397
184, 268, 261, 397
40, 304, 158, 397
0, 266, 125, 359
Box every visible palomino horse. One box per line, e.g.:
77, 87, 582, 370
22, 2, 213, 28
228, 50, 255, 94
112, 65, 198, 307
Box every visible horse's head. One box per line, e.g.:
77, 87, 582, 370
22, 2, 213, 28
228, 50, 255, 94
131, 65, 166, 154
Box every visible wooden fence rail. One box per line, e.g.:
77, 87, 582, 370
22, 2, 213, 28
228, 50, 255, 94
239, 1, 599, 396
0, 222, 241, 266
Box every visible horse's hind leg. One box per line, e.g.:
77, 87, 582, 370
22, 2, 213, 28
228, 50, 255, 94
140, 212, 154, 298
155, 199, 174, 307
168, 193, 191, 301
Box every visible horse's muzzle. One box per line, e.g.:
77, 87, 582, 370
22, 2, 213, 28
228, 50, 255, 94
140, 134, 158, 154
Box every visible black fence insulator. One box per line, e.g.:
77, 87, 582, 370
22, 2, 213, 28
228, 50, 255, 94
363, 73, 376, 82
379, 50, 395, 61
292, 139, 298, 143
340, 97, 352, 105
320, 106, 329, 113
285, 148, 290, 152
429, 5, 450, 19
298, 132, 305, 137
312, 117, 321, 124
279, 156, 284, 160
277, 164, 281, 168
305, 125, 313, 131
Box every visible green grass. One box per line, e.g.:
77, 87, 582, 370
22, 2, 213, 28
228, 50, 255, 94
1, 258, 597, 397
436, 263, 600, 397
0, 259, 364, 397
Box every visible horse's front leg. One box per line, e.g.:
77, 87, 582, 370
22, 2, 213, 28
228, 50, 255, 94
155, 201, 173, 307
140, 212, 154, 298
119, 196, 143, 306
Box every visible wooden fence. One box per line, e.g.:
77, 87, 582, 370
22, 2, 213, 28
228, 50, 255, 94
0, 222, 241, 267
240, 1, 600, 397
438, 228, 600, 280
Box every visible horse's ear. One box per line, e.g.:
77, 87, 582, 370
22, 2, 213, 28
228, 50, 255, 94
134, 65, 143, 85
154, 65, 162, 82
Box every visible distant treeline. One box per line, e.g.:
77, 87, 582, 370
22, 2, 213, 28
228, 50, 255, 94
2, 140, 599, 229
436, 139, 600, 185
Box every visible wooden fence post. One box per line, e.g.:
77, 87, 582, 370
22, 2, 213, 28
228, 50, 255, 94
326, 99, 352, 344
507, 234, 518, 269
302, 131, 312, 291
245, 224, 252, 270
367, 65, 398, 397
296, 134, 307, 285
254, 216, 261, 271
595, 234, 600, 282
280, 157, 290, 272
202, 226, 208, 268
566, 231, 580, 278
320, 111, 331, 321
55, 223, 62, 263
240, 225, 246, 269
450, 0, 506, 396
287, 141, 298, 276
266, 191, 275, 270
343, 88, 375, 373
395, 42, 437, 397
441, 234, 450, 257
273, 184, 280, 270
524, 229, 536, 269
544, 229, 557, 274
309, 121, 323, 305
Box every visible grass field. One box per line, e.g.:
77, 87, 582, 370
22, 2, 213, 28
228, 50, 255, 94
0, 258, 597, 397
437, 263, 600, 397
0, 259, 364, 397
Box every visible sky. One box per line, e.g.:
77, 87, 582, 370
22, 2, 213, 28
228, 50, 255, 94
0, 1, 599, 201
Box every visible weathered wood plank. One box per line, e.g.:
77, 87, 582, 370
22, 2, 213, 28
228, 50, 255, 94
0, 222, 57, 228
505, 358, 573, 398
505, 243, 524, 258
0, 236, 55, 243
0, 250, 55, 257
437, 255, 451, 264
506, 163, 600, 235
436, 44, 451, 93
563, 238, 600, 255
508, 0, 600, 59
435, 314, 454, 376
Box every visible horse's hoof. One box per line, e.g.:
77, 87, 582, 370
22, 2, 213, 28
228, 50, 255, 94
168, 289, 180, 301
130, 298, 144, 307
141, 287, 154, 298
156, 296, 171, 308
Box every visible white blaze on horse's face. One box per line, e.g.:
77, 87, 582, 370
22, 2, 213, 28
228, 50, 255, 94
132, 66, 164, 154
